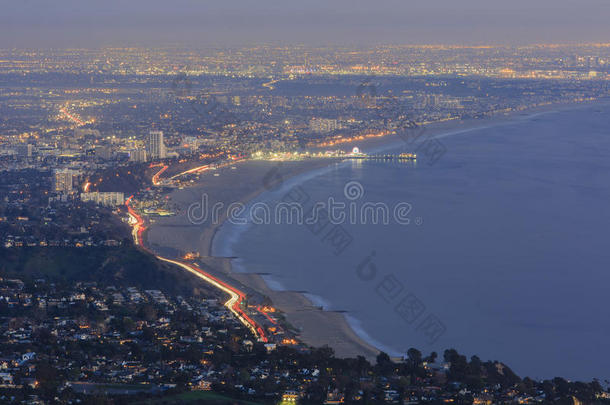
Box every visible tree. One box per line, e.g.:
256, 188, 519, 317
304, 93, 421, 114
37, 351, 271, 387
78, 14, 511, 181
469, 355, 482, 376
425, 351, 438, 363
138, 304, 157, 322
376, 351, 391, 366
407, 348, 422, 367
375, 351, 394, 375
444, 349, 468, 382
36, 361, 61, 398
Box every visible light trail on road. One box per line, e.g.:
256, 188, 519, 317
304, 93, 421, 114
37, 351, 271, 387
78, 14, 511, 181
151, 165, 168, 185
59, 107, 86, 126
169, 156, 245, 180
125, 196, 267, 342
169, 164, 210, 180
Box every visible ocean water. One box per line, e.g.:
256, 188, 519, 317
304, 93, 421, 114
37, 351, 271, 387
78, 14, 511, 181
212, 102, 610, 381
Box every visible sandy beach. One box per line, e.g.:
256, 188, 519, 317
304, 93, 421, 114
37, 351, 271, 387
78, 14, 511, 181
145, 98, 604, 361
146, 159, 382, 359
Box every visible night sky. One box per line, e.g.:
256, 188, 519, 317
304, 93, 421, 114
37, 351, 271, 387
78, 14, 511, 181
2, 0, 609, 47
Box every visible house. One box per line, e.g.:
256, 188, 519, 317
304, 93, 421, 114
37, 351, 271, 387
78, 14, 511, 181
0, 372, 14, 385
242, 340, 254, 352
282, 390, 299, 402
324, 389, 345, 404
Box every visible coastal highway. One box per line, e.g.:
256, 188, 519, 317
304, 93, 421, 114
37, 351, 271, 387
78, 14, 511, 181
169, 163, 210, 180
168, 155, 245, 180
151, 164, 168, 186
262, 78, 279, 90
125, 195, 267, 342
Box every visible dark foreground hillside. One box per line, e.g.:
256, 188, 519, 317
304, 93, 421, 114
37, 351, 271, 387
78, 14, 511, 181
0, 245, 219, 299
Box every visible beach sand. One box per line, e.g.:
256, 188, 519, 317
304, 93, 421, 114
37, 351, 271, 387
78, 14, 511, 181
145, 98, 602, 361
146, 159, 381, 359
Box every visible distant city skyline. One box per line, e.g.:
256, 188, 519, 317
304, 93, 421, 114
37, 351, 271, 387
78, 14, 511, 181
2, 0, 610, 48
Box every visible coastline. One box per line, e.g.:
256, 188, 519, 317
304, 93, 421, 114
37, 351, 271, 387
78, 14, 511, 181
146, 158, 382, 359
147, 97, 608, 361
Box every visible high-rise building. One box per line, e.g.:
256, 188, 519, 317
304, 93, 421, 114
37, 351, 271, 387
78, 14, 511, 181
129, 148, 148, 163
53, 169, 78, 194
309, 118, 342, 133
80, 191, 125, 207
17, 144, 34, 158
95, 145, 113, 160
147, 130, 166, 160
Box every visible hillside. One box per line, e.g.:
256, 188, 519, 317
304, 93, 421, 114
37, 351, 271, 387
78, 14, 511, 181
0, 245, 221, 299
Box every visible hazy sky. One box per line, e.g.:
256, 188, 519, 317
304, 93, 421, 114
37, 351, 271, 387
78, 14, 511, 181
1, 0, 609, 48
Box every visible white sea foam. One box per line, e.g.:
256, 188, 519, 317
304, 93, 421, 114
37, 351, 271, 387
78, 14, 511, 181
344, 315, 403, 357
261, 274, 287, 291
303, 293, 333, 310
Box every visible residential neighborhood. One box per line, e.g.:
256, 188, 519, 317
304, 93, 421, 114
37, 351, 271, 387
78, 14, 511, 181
1, 276, 608, 404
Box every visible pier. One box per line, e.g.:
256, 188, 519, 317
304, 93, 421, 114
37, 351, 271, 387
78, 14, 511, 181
344, 153, 416, 161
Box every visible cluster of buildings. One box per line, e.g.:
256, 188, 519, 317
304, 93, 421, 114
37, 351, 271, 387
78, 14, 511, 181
1, 273, 608, 403
0, 48, 607, 209
2, 237, 121, 249
0, 131, 174, 250
0, 168, 127, 248
126, 130, 168, 163
80, 191, 124, 207
0, 46, 609, 404
6, 131, 171, 209
309, 118, 344, 133
0, 278, 239, 388
0, 277, 296, 401
1, 45, 609, 80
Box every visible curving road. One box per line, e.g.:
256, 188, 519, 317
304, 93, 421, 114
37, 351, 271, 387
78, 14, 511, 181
125, 195, 267, 342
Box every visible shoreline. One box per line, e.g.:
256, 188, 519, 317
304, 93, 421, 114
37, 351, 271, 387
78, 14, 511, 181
148, 97, 607, 361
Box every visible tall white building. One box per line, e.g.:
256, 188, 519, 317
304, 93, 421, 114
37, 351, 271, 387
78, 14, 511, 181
17, 144, 34, 158
53, 169, 78, 193
147, 130, 166, 160
309, 118, 342, 133
129, 148, 148, 163
81, 192, 125, 207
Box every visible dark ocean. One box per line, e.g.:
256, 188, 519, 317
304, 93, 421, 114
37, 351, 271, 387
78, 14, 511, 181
213, 102, 610, 381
